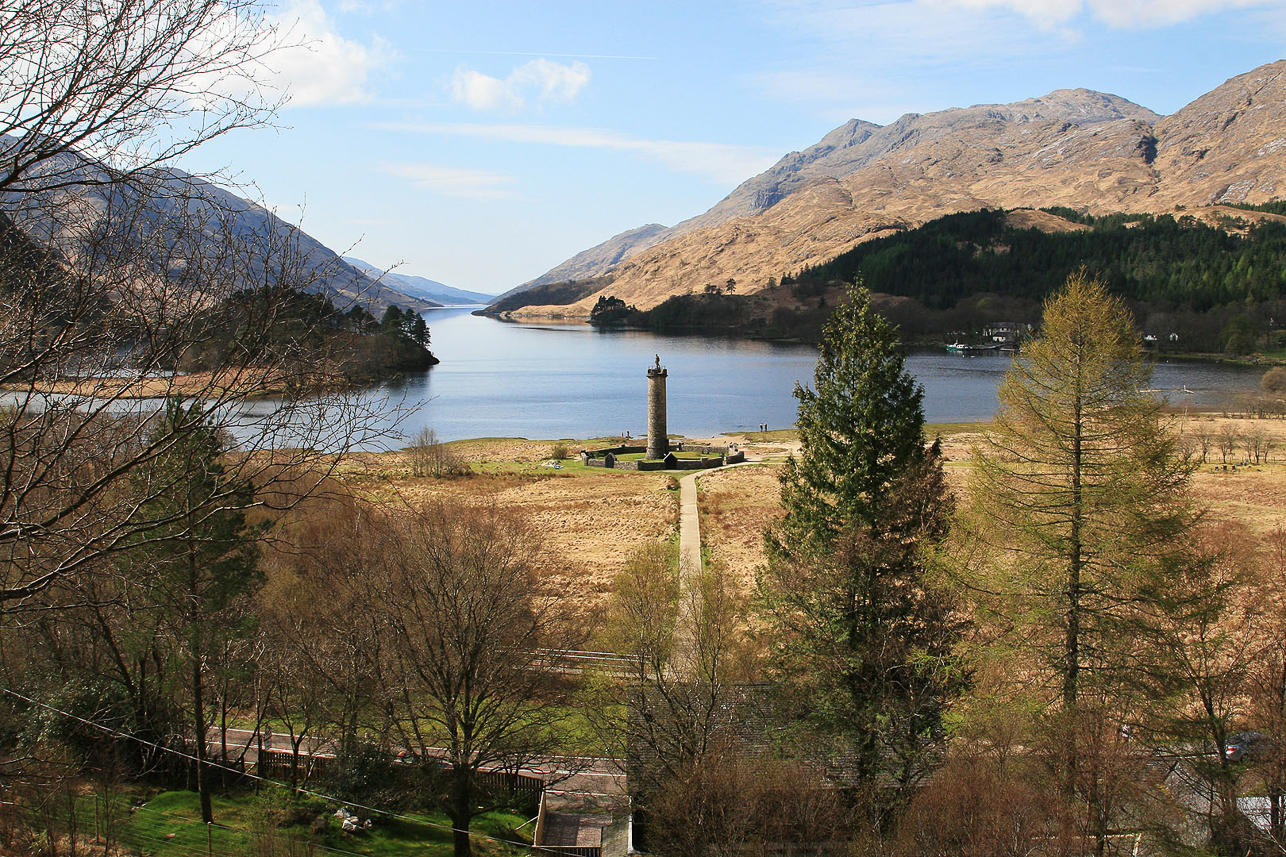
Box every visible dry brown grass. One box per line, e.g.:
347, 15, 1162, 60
697, 465, 783, 593
329, 419, 1286, 620
1181, 415, 1286, 537
694, 416, 1286, 598
337, 438, 679, 618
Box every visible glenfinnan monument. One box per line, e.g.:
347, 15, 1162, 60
646, 354, 668, 460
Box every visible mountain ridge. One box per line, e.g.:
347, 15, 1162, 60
0, 138, 436, 315
343, 257, 495, 305
502, 61, 1286, 319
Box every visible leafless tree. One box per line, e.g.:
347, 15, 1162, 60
584, 543, 838, 854
0, 0, 281, 198
590, 544, 752, 797
0, 0, 402, 615
648, 742, 848, 857
0, 3, 417, 838
361, 499, 582, 857
1194, 422, 1212, 463
1244, 425, 1269, 465
408, 426, 465, 478
0, 203, 399, 613
258, 491, 387, 766
1217, 422, 1240, 464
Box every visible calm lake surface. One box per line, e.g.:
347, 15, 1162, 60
339, 307, 1267, 446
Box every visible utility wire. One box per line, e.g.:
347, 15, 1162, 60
1, 686, 558, 855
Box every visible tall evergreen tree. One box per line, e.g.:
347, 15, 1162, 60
965, 271, 1199, 855
123, 400, 261, 823
969, 272, 1195, 716
759, 283, 964, 824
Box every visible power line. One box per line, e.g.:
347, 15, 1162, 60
1, 686, 545, 855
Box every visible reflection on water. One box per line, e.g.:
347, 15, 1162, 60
336, 308, 1264, 448
38, 307, 1259, 451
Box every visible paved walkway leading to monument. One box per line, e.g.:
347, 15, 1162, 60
677, 470, 704, 587
672, 459, 763, 671
671, 469, 703, 666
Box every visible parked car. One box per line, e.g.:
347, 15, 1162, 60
1225, 731, 1274, 763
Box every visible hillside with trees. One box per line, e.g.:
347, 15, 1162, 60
502, 61, 1286, 319
592, 207, 1286, 355
181, 286, 439, 384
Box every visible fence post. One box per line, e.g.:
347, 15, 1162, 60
534, 790, 547, 849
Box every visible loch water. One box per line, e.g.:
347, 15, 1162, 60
343, 307, 1266, 446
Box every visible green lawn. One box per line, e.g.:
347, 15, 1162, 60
615, 451, 705, 461
925, 420, 992, 436
80, 788, 531, 857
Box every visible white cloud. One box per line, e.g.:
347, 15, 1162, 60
895, 0, 1280, 29
377, 163, 520, 201
376, 122, 780, 185
451, 59, 591, 111
265, 0, 391, 106
336, 0, 402, 11
1083, 0, 1277, 27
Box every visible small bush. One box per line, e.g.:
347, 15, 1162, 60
550, 442, 569, 460
325, 743, 408, 812
409, 427, 468, 478
1263, 365, 1286, 395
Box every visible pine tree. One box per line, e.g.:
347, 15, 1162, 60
125, 399, 261, 823
759, 283, 964, 822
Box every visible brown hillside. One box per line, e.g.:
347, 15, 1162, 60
509, 61, 1286, 319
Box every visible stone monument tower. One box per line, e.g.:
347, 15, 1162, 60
646, 354, 668, 460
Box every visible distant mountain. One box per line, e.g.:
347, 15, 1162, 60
507, 223, 671, 294
0, 138, 435, 314
343, 258, 494, 305
501, 61, 1286, 318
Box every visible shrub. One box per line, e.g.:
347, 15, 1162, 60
325, 743, 407, 812
1263, 365, 1286, 395
409, 427, 467, 478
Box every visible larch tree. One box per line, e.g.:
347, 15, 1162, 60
964, 271, 1200, 855
758, 283, 964, 824
968, 272, 1196, 713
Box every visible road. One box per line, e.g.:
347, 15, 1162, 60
215, 727, 626, 810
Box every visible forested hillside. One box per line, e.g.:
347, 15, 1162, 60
798, 206, 1286, 311
182, 287, 439, 383
596, 207, 1286, 354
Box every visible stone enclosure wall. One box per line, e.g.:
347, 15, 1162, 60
581, 444, 745, 471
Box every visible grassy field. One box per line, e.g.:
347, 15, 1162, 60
60, 788, 531, 857
614, 451, 705, 461
325, 416, 1286, 624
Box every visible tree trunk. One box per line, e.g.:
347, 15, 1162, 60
1063, 393, 1084, 800
192, 653, 213, 825
449, 770, 473, 857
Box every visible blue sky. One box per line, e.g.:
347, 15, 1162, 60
189, 0, 1286, 295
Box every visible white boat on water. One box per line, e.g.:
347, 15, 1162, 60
945, 342, 1001, 354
